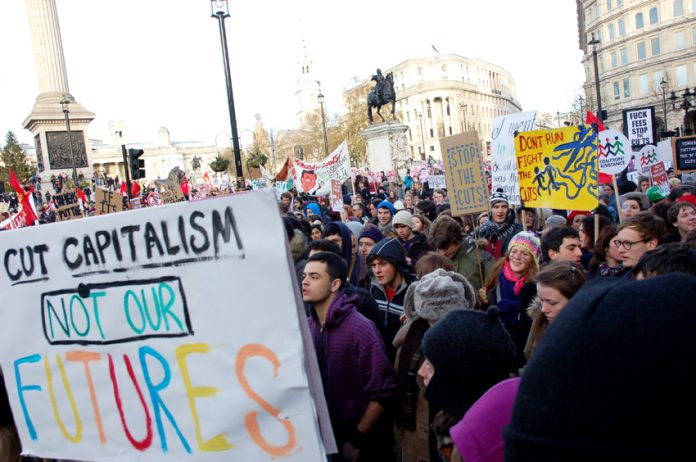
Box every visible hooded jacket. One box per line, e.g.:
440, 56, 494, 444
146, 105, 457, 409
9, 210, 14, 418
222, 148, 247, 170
307, 291, 397, 442
323, 221, 360, 286
367, 238, 415, 357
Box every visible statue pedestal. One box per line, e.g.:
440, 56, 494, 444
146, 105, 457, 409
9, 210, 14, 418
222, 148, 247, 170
360, 122, 410, 175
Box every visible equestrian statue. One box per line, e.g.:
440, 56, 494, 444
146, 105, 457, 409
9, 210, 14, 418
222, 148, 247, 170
367, 68, 396, 124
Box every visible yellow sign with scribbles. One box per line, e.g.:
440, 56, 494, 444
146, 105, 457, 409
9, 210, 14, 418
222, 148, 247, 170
514, 126, 599, 210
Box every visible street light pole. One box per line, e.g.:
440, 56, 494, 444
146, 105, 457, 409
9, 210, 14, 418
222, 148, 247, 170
418, 112, 426, 160
59, 96, 79, 186
318, 91, 329, 156
211, 0, 243, 190
588, 33, 603, 122
660, 78, 668, 138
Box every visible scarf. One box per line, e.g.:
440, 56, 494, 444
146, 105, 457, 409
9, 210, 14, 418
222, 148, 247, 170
502, 260, 526, 295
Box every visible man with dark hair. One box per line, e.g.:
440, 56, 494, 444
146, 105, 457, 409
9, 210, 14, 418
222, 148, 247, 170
308, 239, 385, 346
323, 222, 358, 284
633, 243, 696, 279
303, 252, 397, 461
367, 238, 415, 360
415, 199, 437, 222
541, 227, 582, 265
352, 203, 368, 223
429, 215, 494, 292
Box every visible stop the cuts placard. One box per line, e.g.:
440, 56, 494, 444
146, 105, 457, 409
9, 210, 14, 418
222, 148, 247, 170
0, 191, 331, 462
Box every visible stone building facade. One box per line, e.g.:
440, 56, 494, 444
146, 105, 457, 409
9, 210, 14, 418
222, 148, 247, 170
386, 55, 522, 161
578, 0, 696, 135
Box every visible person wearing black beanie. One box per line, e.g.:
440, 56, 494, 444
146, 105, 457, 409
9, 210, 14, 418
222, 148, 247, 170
505, 274, 696, 462
419, 307, 514, 457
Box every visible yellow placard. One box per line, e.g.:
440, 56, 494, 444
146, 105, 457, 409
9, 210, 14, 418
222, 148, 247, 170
515, 126, 599, 210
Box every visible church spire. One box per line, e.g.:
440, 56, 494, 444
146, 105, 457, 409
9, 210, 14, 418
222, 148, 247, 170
295, 30, 321, 127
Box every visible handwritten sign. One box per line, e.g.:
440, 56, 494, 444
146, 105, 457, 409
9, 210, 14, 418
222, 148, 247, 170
52, 191, 83, 221
0, 191, 331, 462
673, 135, 696, 173
158, 183, 186, 204
490, 111, 537, 205
598, 129, 631, 174
95, 188, 124, 215
440, 131, 488, 215
515, 126, 598, 210
622, 106, 657, 148
293, 141, 351, 194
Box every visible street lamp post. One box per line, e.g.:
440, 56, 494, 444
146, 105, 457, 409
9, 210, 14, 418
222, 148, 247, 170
59, 96, 79, 186
318, 92, 329, 156
556, 111, 561, 127
660, 78, 669, 138
210, 0, 243, 190
418, 112, 426, 161
588, 33, 603, 122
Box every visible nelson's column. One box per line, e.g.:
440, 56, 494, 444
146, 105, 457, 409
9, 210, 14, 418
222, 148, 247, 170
22, 0, 94, 188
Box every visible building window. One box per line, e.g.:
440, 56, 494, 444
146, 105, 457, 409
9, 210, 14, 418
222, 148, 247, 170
675, 30, 686, 49
639, 74, 649, 95
649, 7, 659, 24
651, 37, 661, 55
674, 0, 684, 16
637, 42, 646, 59
427, 101, 432, 118
635, 12, 644, 29
418, 67, 423, 76
616, 0, 622, 6
449, 127, 453, 135
607, 0, 612, 11
614, 82, 621, 100
608, 23, 615, 41
429, 128, 434, 138
620, 48, 627, 65
430, 145, 435, 152
676, 65, 688, 86
654, 71, 664, 90
611, 51, 618, 67
618, 18, 625, 37
623, 78, 631, 98
441, 65, 447, 72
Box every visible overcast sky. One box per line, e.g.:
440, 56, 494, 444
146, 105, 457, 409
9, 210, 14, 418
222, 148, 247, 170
1, 0, 585, 147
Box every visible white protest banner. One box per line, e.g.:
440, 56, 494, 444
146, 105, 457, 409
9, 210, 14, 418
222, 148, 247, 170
598, 129, 631, 174
623, 106, 657, 148
293, 141, 351, 194
428, 175, 447, 189
490, 111, 537, 205
0, 191, 332, 462
656, 140, 673, 168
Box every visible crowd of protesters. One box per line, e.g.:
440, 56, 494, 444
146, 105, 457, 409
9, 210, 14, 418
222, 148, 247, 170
2, 166, 696, 462
282, 168, 696, 461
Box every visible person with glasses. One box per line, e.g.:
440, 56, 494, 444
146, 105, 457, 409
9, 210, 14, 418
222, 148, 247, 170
614, 212, 665, 273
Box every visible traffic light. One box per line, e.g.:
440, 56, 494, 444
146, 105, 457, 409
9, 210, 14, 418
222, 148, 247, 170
128, 149, 145, 180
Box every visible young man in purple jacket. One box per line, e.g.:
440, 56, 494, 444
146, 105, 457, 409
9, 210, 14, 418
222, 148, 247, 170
303, 252, 397, 461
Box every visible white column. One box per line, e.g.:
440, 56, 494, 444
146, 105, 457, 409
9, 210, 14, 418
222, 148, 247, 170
25, 0, 70, 98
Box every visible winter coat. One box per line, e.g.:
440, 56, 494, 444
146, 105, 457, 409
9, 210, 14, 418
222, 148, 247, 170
401, 232, 434, 268
450, 239, 495, 293
307, 291, 397, 445
370, 278, 412, 362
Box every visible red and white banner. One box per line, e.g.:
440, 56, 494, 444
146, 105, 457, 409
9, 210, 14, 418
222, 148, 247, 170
293, 141, 351, 194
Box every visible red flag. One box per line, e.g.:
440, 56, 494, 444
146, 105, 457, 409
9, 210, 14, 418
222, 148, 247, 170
120, 181, 128, 195
598, 172, 613, 186
131, 181, 141, 197
585, 111, 606, 131
203, 172, 213, 188
9, 169, 37, 226
76, 187, 87, 204
274, 157, 290, 182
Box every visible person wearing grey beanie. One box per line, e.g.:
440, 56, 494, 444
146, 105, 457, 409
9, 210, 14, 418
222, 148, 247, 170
393, 269, 478, 462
